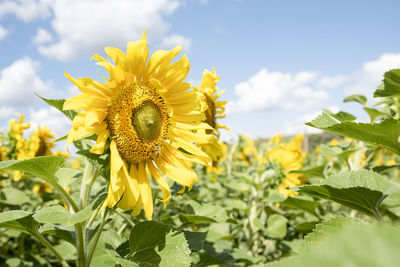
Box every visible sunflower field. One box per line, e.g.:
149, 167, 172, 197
1, 34, 400, 267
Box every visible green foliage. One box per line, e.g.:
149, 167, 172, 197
374, 69, 400, 97
307, 114, 400, 155
127, 221, 191, 267
269, 221, 400, 267
0, 156, 65, 184
298, 170, 398, 217
36, 94, 78, 120
343, 94, 368, 105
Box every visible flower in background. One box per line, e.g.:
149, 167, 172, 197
63, 31, 212, 219
196, 68, 229, 166
266, 134, 306, 197
29, 126, 55, 157
33, 182, 54, 195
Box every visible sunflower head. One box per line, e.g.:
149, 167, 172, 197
30, 126, 55, 157
63, 31, 212, 219
266, 134, 306, 196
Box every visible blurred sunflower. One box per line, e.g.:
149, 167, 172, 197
8, 114, 30, 181
29, 126, 55, 157
237, 135, 258, 165
63, 31, 212, 219
266, 134, 306, 197
33, 182, 53, 195
196, 68, 229, 164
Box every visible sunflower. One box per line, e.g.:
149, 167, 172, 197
8, 114, 31, 181
63, 31, 212, 219
266, 134, 306, 197
29, 126, 55, 157
197, 68, 229, 163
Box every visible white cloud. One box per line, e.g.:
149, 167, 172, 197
227, 68, 328, 113
0, 0, 52, 22
0, 57, 54, 106
159, 34, 192, 52
0, 25, 9, 40
0, 106, 14, 118
345, 53, 400, 95
35, 0, 182, 61
317, 74, 347, 89
29, 107, 71, 137
32, 28, 52, 44
284, 111, 323, 136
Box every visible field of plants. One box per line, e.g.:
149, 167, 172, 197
1, 35, 400, 267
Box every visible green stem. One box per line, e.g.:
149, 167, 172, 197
115, 209, 135, 228
87, 210, 112, 265
80, 163, 96, 209
75, 223, 86, 267
53, 183, 79, 212
33, 231, 69, 267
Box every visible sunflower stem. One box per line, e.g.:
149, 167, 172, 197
32, 231, 69, 267
77, 160, 96, 267
87, 209, 112, 265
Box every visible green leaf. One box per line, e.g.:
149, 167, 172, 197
298, 170, 398, 217
39, 224, 75, 245
34, 193, 106, 226
128, 221, 191, 267
374, 69, 400, 97
266, 214, 288, 239
0, 156, 65, 184
289, 165, 325, 178
0, 187, 30, 205
232, 248, 265, 264
324, 109, 356, 122
294, 221, 319, 233
180, 214, 217, 224
183, 231, 207, 252
77, 149, 110, 179
363, 107, 387, 123
343, 94, 368, 105
307, 114, 400, 155
206, 223, 230, 243
55, 168, 82, 188
188, 201, 228, 223
303, 216, 368, 248
36, 94, 78, 120
0, 210, 38, 234
267, 219, 400, 267
279, 196, 320, 216
54, 134, 67, 143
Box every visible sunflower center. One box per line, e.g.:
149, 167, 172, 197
204, 94, 216, 133
131, 101, 163, 141
107, 83, 170, 163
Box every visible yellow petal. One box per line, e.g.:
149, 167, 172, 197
126, 37, 149, 82
63, 94, 107, 111
90, 129, 110, 154
137, 162, 153, 220
147, 160, 171, 207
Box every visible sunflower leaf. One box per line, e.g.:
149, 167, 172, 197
0, 210, 39, 235
35, 94, 78, 120
298, 170, 399, 217
0, 156, 65, 185
128, 221, 191, 267
374, 69, 400, 97
306, 114, 400, 155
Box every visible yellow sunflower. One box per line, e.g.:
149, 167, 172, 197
63, 31, 212, 219
8, 114, 30, 181
196, 68, 229, 163
266, 134, 306, 197
29, 126, 55, 157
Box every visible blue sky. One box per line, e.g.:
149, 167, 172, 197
0, 0, 400, 142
